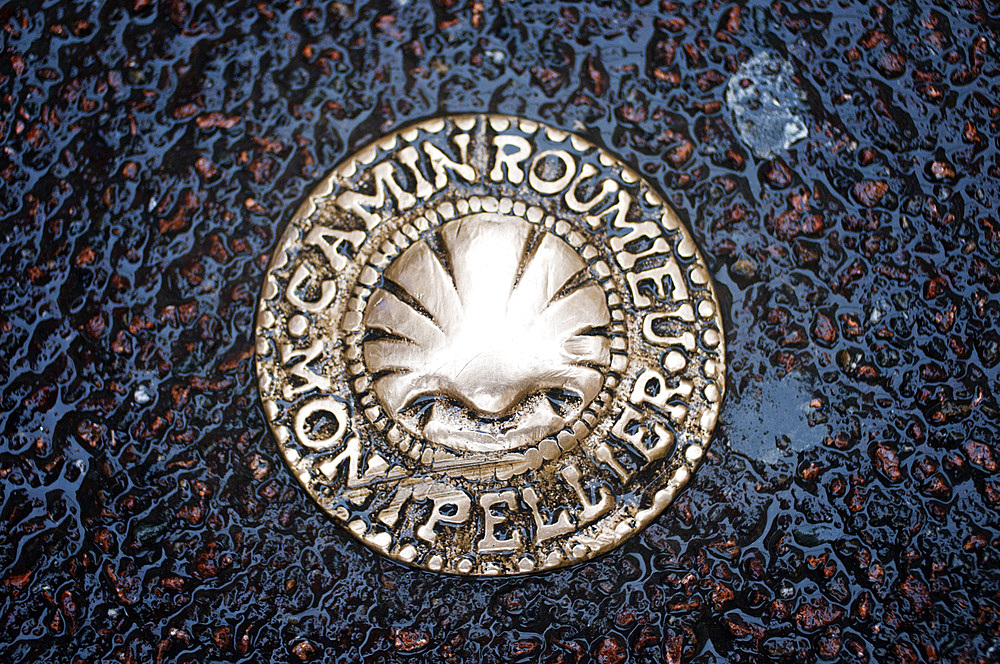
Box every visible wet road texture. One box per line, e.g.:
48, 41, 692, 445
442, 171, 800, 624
1, 1, 999, 662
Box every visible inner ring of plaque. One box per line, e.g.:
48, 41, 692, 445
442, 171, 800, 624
350, 198, 626, 462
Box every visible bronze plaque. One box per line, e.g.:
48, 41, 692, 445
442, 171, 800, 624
255, 115, 725, 575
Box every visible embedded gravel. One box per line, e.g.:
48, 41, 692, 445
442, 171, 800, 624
1, 1, 998, 662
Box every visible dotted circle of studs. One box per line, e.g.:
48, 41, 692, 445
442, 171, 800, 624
341, 194, 631, 478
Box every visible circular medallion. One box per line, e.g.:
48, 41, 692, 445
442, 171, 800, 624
255, 115, 726, 575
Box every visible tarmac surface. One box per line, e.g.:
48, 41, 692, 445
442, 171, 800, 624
1, 1, 998, 662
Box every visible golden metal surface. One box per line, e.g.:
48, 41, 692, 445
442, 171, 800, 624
255, 114, 726, 575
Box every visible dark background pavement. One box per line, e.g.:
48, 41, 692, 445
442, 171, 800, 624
1, 0, 998, 662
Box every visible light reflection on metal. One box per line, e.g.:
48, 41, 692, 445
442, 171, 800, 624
364, 215, 611, 453
255, 115, 726, 575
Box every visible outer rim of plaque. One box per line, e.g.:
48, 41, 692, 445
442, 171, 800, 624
253, 112, 728, 576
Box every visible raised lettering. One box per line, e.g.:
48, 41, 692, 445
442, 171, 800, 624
522, 486, 574, 544
528, 149, 576, 194
336, 161, 416, 230
280, 339, 331, 399
593, 442, 631, 483
608, 219, 663, 251
422, 135, 476, 188
583, 189, 631, 230
396, 146, 435, 200
377, 482, 414, 527
641, 314, 697, 349
625, 260, 688, 307
295, 397, 349, 450
667, 403, 688, 425
317, 433, 390, 487
305, 226, 366, 271
631, 369, 693, 408
611, 404, 675, 464
565, 162, 619, 212
415, 483, 472, 545
631, 368, 665, 409
560, 464, 613, 524
614, 237, 671, 270
286, 262, 337, 312
630, 369, 693, 425
490, 135, 532, 184
583, 188, 662, 253
316, 434, 400, 506
477, 491, 521, 553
